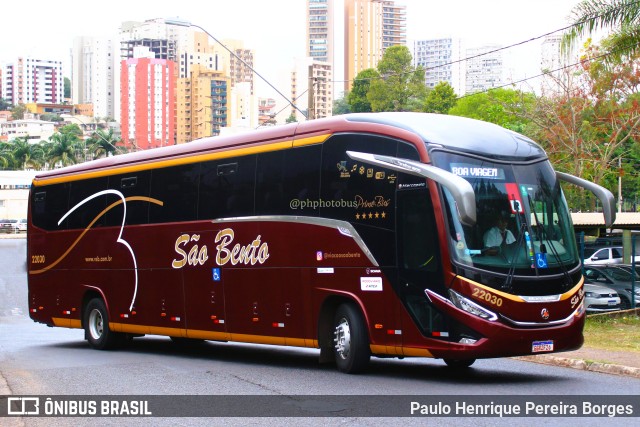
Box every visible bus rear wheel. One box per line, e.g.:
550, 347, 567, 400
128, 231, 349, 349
444, 358, 476, 368
84, 298, 124, 350
333, 303, 370, 374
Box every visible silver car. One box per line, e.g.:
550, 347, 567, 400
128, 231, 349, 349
583, 282, 620, 313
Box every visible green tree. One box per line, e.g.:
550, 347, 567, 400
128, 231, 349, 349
423, 82, 458, 114
64, 77, 71, 100
45, 132, 82, 167
449, 88, 535, 133
6, 137, 44, 170
562, 0, 640, 62
86, 128, 123, 159
58, 123, 83, 139
10, 104, 27, 120
0, 98, 11, 111
286, 113, 298, 123
367, 46, 427, 112
347, 68, 379, 112
333, 93, 351, 115
525, 42, 640, 210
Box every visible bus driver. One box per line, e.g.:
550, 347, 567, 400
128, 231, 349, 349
483, 213, 516, 251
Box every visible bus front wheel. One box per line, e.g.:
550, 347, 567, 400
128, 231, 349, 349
333, 303, 370, 374
84, 298, 124, 350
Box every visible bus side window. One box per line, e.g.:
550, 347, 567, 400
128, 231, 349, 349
199, 155, 256, 220
66, 177, 108, 229
106, 172, 151, 226
32, 183, 70, 231
149, 164, 200, 224
398, 189, 438, 272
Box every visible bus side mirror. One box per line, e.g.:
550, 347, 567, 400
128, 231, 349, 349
556, 171, 615, 227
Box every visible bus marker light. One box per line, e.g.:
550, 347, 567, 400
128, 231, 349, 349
214, 319, 225, 324
171, 317, 181, 322
71, 308, 76, 312
374, 324, 383, 329
38, 306, 44, 310
120, 314, 129, 318
161, 313, 167, 317
432, 332, 449, 337
387, 329, 402, 335
62, 310, 71, 315
272, 322, 285, 328
211, 315, 217, 320
252, 317, 259, 322
131, 311, 136, 316
31, 309, 37, 313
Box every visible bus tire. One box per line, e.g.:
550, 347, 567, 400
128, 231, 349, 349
84, 298, 123, 350
333, 303, 370, 374
619, 296, 631, 310
444, 358, 476, 368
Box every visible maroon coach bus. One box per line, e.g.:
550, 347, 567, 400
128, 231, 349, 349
27, 113, 615, 373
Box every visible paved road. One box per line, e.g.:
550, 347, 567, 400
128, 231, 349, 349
2, 237, 640, 426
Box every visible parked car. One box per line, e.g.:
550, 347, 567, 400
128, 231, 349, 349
582, 246, 640, 265
583, 282, 620, 313
583, 265, 640, 310
0, 219, 18, 233
16, 219, 27, 233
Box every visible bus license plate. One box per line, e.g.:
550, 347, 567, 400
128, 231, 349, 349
532, 340, 554, 353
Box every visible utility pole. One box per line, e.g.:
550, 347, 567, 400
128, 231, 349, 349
308, 68, 316, 121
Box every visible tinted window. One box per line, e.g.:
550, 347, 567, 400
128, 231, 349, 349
106, 172, 152, 226
199, 155, 256, 219
320, 133, 398, 230
66, 178, 109, 229
256, 145, 321, 216
31, 183, 70, 231
150, 164, 200, 223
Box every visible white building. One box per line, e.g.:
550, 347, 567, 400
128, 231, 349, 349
0, 119, 55, 143
413, 37, 465, 96
1, 58, 64, 105
72, 36, 117, 120
465, 45, 504, 94
290, 58, 333, 122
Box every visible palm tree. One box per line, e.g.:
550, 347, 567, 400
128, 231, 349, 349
44, 132, 81, 168
563, 0, 640, 62
7, 136, 44, 170
86, 128, 123, 159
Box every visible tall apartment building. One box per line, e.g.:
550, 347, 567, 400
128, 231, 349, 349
72, 37, 116, 120
306, 0, 405, 94
290, 58, 333, 121
465, 45, 504, 94
413, 37, 465, 96
1, 58, 64, 105
120, 47, 176, 150
540, 34, 569, 97
381, 1, 406, 52
176, 64, 230, 143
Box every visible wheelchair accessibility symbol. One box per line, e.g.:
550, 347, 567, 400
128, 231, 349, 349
212, 268, 221, 281
535, 253, 548, 269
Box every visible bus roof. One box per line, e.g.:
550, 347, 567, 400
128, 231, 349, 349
344, 112, 546, 161
32, 113, 547, 185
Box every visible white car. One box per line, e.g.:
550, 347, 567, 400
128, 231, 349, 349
583, 283, 620, 313
16, 219, 27, 233
582, 246, 640, 265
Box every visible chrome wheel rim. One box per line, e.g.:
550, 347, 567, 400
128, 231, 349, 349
334, 317, 351, 360
88, 309, 104, 340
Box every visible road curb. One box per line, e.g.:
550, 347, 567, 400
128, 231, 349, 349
514, 354, 640, 379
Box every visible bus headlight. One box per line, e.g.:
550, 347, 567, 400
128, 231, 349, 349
448, 289, 498, 321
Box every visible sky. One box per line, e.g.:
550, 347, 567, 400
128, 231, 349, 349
1, 0, 589, 101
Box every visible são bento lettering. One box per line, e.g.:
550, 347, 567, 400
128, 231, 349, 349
172, 228, 270, 269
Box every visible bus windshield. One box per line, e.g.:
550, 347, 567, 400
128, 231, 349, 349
431, 151, 579, 274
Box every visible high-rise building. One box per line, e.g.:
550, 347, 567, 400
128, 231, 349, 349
72, 37, 117, 120
120, 47, 176, 149
176, 64, 229, 143
290, 58, 333, 121
1, 58, 64, 105
306, 0, 334, 63
540, 34, 568, 97
345, 0, 384, 91
465, 45, 504, 94
413, 37, 465, 96
382, 1, 406, 52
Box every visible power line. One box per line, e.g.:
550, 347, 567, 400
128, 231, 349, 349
165, 20, 307, 120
